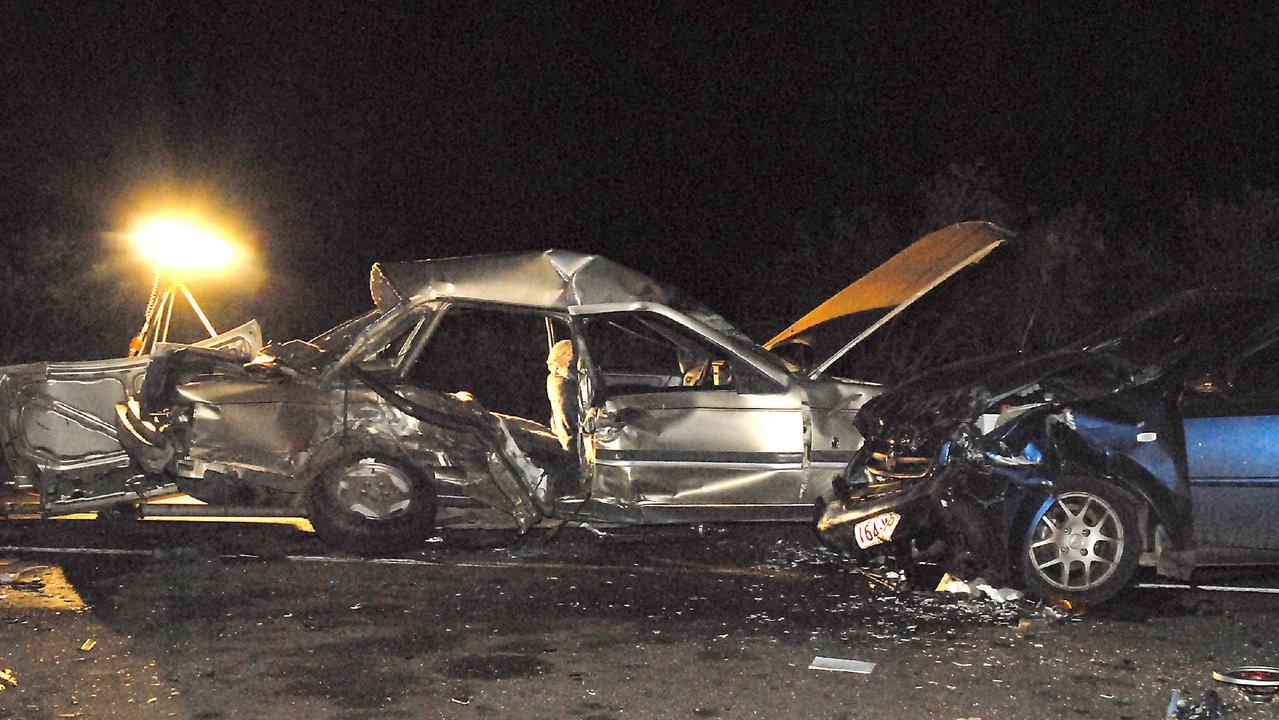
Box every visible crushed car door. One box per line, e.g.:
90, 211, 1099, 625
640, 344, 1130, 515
572, 306, 810, 522
1182, 339, 1279, 550
387, 302, 555, 530
0, 321, 262, 513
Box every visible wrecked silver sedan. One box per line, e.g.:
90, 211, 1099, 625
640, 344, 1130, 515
2, 222, 1006, 552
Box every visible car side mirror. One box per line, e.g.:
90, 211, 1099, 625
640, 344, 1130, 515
1186, 372, 1228, 394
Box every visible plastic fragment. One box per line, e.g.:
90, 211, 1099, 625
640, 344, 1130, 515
80, 639, 96, 652
935, 574, 1023, 602
808, 656, 876, 674
1168, 689, 1223, 719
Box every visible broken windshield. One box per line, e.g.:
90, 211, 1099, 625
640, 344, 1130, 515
1079, 288, 1279, 377
261, 308, 386, 373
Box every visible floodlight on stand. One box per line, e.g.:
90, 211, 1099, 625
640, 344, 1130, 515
127, 216, 241, 356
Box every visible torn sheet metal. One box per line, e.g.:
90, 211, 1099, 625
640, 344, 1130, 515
6, 224, 1020, 552
126, 361, 549, 530
0, 322, 262, 509
374, 250, 681, 313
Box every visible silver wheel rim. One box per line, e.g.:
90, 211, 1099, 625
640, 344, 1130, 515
334, 459, 414, 521
1027, 490, 1124, 591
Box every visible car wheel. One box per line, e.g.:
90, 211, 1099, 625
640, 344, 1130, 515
941, 496, 1009, 585
308, 450, 437, 555
1019, 474, 1142, 606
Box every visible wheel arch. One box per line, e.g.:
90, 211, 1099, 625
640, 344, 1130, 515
1004, 427, 1190, 567
303, 433, 441, 554
299, 433, 440, 511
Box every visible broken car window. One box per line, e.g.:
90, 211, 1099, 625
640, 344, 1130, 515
406, 305, 569, 423
580, 313, 740, 394
309, 308, 382, 355
358, 311, 430, 368
1227, 340, 1279, 395
1081, 291, 1279, 378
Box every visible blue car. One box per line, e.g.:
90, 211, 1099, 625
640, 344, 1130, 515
816, 284, 1279, 605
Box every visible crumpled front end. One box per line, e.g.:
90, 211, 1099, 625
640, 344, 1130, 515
0, 363, 43, 492
1, 357, 177, 513
116, 349, 551, 532
816, 375, 1062, 580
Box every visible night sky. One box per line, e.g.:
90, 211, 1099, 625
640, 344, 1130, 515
2, 3, 1278, 343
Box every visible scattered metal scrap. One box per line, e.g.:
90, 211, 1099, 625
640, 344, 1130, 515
808, 656, 876, 674
1213, 666, 1279, 704
1166, 689, 1225, 720
935, 572, 1024, 602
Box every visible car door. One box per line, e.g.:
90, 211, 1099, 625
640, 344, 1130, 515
1181, 339, 1279, 550
0, 321, 262, 512
571, 306, 810, 522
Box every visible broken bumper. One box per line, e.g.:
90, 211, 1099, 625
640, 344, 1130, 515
816, 473, 936, 549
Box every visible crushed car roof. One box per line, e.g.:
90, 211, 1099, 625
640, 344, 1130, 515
370, 250, 683, 311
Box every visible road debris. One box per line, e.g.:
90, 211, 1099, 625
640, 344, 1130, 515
1213, 666, 1279, 704
0, 562, 86, 610
935, 573, 1024, 602
1166, 689, 1225, 719
0, 667, 16, 690
808, 656, 876, 674
0, 563, 51, 590
80, 639, 97, 652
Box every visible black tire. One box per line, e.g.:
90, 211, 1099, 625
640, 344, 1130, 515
307, 448, 437, 555
1018, 474, 1142, 606
940, 496, 1009, 585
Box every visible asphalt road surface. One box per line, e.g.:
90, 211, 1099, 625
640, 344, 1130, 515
2, 518, 1278, 719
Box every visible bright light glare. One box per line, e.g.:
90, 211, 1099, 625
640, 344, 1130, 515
130, 216, 239, 271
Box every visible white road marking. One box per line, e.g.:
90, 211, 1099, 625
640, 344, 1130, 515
1, 546, 152, 557
0, 545, 812, 580
1135, 582, 1279, 595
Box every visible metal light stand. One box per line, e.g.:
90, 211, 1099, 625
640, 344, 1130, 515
128, 271, 220, 357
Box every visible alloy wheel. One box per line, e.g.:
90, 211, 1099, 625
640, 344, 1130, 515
1026, 490, 1125, 591
334, 459, 414, 521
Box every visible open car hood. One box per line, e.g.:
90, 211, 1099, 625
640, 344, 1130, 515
764, 221, 1009, 378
